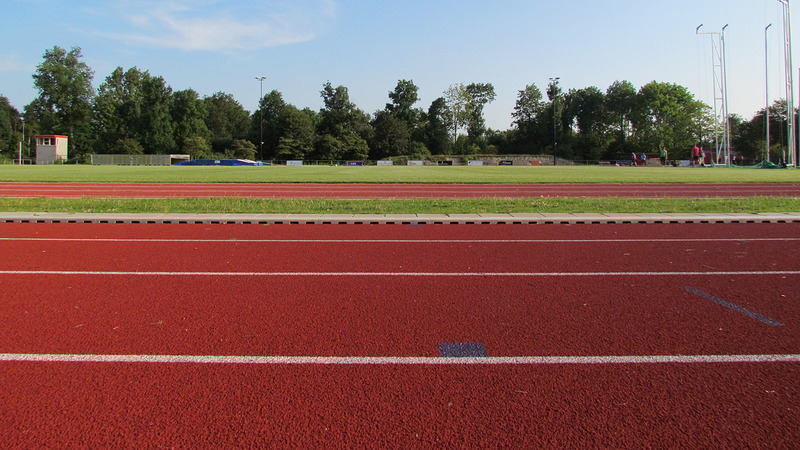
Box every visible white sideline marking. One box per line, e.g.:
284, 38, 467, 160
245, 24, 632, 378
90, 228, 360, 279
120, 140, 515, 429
1, 237, 799, 244
1, 353, 798, 365
1, 270, 799, 277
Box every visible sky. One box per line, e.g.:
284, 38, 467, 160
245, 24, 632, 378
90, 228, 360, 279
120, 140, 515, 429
1, 0, 798, 131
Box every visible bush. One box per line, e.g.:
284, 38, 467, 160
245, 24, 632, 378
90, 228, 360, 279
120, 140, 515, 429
183, 136, 212, 159
108, 138, 144, 154
229, 139, 257, 160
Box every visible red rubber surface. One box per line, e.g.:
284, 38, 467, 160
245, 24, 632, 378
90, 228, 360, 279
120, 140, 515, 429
1, 222, 798, 446
2, 181, 800, 198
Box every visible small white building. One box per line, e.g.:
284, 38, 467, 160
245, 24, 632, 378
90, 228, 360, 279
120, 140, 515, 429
35, 135, 68, 164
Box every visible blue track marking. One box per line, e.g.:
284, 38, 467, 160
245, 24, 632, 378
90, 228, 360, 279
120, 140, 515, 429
438, 343, 488, 358
685, 287, 785, 327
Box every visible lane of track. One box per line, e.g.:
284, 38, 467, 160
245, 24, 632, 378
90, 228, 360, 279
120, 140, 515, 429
2, 362, 796, 447
0, 222, 797, 359
1, 223, 798, 275
1, 275, 797, 358
1, 222, 798, 446
2, 181, 799, 198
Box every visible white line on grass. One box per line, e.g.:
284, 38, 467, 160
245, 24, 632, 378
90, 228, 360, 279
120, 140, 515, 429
1, 353, 798, 365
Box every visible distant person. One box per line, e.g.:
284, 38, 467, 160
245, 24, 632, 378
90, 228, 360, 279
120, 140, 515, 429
641, 153, 647, 165
660, 147, 668, 166
631, 152, 637, 166
692, 143, 701, 166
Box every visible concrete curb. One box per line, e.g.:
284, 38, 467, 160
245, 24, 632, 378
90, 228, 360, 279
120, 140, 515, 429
2, 212, 800, 225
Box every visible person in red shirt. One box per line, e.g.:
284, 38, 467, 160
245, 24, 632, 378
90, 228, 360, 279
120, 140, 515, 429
692, 144, 701, 166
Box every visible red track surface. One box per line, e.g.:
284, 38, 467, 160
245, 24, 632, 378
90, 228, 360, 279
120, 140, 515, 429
2, 181, 800, 198
1, 222, 798, 447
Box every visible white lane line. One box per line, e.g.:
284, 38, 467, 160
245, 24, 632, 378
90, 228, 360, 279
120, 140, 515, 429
1, 270, 799, 277
1, 237, 798, 244
1, 353, 798, 365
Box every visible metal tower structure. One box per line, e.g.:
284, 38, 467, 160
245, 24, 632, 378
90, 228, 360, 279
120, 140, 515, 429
778, 0, 796, 167
696, 24, 732, 166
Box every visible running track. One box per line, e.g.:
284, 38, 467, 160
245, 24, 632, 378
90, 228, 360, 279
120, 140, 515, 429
0, 222, 798, 447
1, 181, 800, 198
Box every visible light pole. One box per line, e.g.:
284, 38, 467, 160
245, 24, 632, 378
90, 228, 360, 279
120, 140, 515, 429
766, 23, 773, 163
778, 0, 796, 167
549, 77, 560, 166
19, 118, 24, 165
255, 76, 267, 161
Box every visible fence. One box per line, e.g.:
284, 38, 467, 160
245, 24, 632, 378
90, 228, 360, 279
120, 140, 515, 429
90, 154, 190, 166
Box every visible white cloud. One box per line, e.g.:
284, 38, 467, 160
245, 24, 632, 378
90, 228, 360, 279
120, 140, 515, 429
0, 57, 26, 72
100, 0, 336, 52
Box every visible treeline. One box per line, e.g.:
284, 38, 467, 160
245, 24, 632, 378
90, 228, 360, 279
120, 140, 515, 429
0, 46, 795, 162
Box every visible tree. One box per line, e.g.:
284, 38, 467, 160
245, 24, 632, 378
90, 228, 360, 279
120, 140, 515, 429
107, 137, 144, 154
251, 89, 286, 159
31, 46, 94, 156
171, 89, 210, 152
92, 66, 148, 152
24, 97, 57, 146
369, 110, 410, 159
315, 82, 369, 160
228, 139, 257, 160
570, 86, 608, 160
631, 81, 707, 158
318, 82, 366, 135
138, 74, 175, 153
605, 80, 637, 143
546, 78, 564, 158
203, 92, 250, 154
0, 96, 20, 155
464, 82, 496, 143
443, 83, 469, 142
730, 100, 794, 163
92, 67, 175, 154
183, 136, 212, 159
423, 97, 452, 155
339, 132, 370, 160
0, 112, 10, 157
386, 79, 420, 128
275, 105, 315, 160
512, 84, 546, 152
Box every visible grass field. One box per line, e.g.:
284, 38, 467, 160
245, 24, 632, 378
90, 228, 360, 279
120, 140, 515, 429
0, 165, 799, 184
2, 197, 799, 215
1, 165, 797, 214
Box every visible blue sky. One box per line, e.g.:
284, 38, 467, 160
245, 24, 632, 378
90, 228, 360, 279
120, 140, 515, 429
1, 0, 797, 130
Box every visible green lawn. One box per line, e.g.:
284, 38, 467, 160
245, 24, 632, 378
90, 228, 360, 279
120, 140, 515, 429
2, 197, 799, 214
0, 164, 798, 184
1, 165, 797, 214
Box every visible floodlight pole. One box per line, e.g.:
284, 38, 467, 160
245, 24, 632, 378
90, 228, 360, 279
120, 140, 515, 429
722, 24, 731, 166
19, 119, 24, 165
778, 0, 796, 167
549, 77, 560, 166
767, 23, 773, 163
255, 76, 267, 161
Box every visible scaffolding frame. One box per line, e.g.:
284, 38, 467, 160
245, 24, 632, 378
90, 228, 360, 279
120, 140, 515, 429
697, 24, 732, 166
